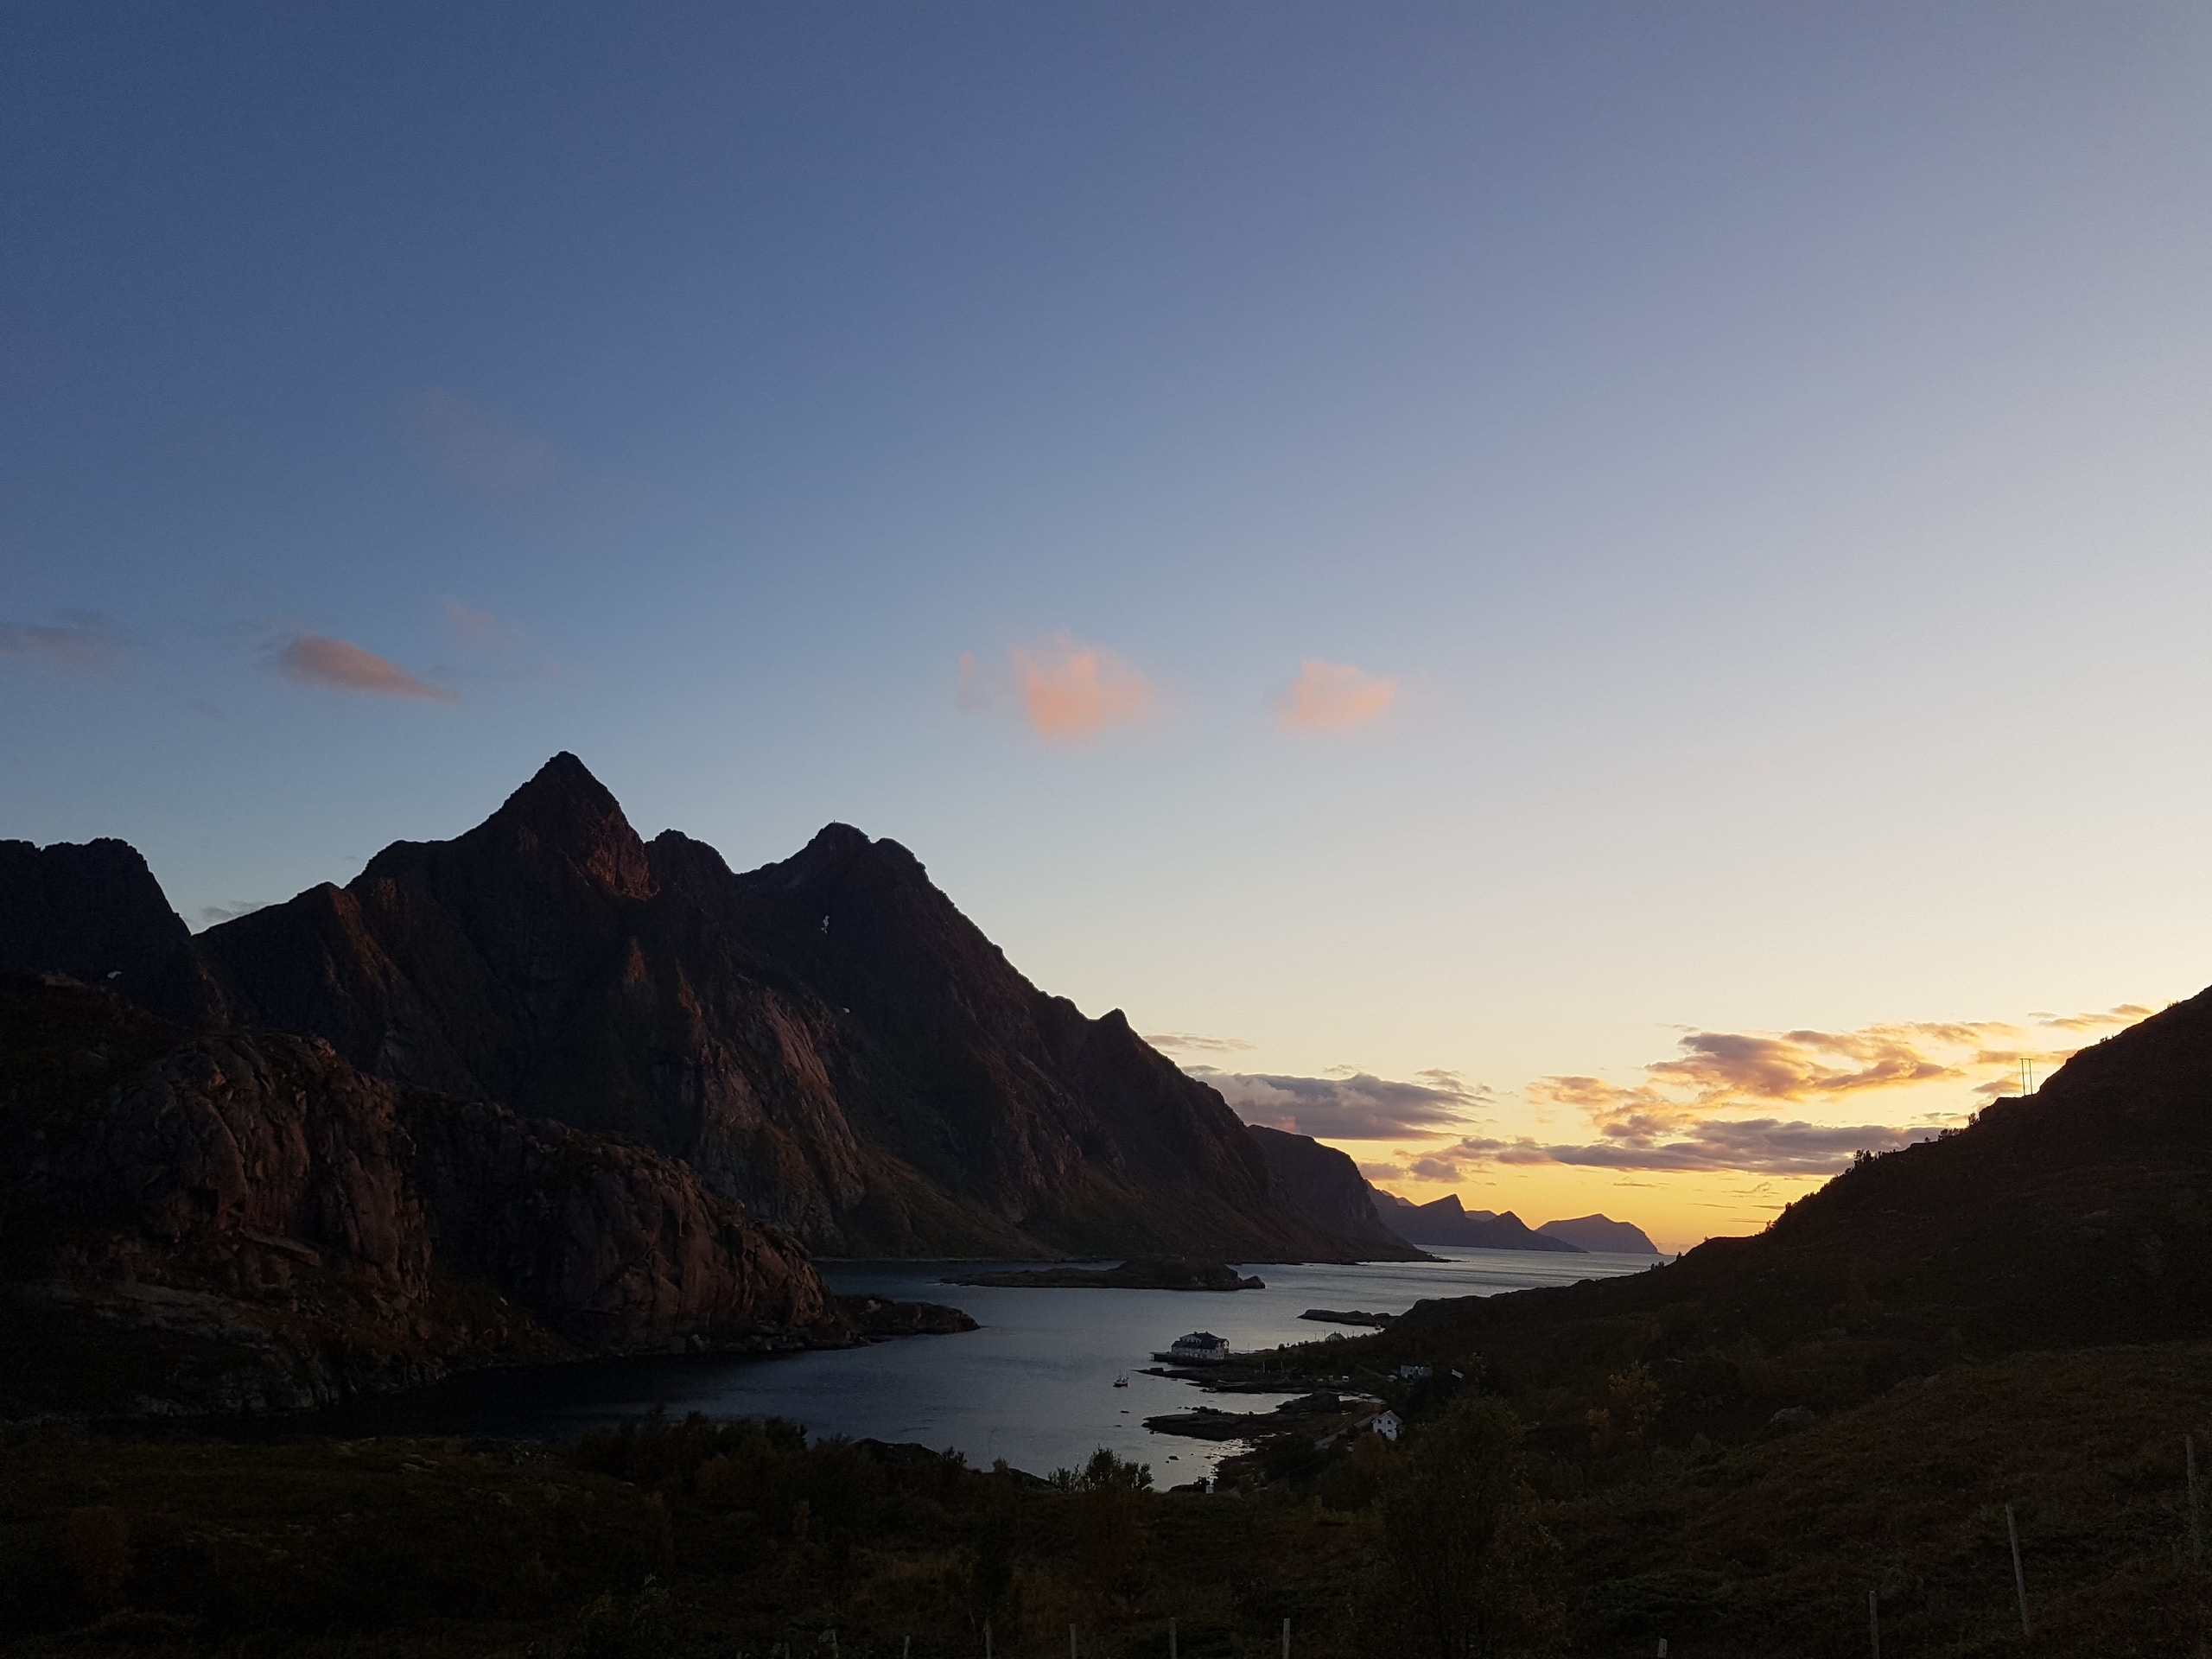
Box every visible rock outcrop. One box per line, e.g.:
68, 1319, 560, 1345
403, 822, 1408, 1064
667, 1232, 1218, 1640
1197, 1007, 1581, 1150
42, 753, 1376, 1261
0, 976, 834, 1417
1245, 1125, 1430, 1259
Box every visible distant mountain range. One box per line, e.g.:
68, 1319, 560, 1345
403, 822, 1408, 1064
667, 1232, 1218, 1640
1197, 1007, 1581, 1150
1366, 1187, 1659, 1254
1, 753, 1414, 1268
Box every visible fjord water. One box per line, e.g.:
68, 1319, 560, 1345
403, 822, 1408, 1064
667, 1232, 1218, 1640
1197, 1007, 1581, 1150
318, 1249, 1659, 1478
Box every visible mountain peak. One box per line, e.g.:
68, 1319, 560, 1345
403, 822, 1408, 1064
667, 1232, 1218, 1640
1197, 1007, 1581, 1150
484, 753, 653, 899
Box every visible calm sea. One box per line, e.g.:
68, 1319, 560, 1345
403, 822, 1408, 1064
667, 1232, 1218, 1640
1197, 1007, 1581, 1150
308, 1249, 1662, 1480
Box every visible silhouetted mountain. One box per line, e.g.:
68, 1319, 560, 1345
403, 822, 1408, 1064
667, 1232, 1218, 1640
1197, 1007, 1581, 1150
1243, 1127, 1429, 1260
0, 838, 188, 998
1536, 1213, 1659, 1254
0, 976, 832, 1416
13, 755, 1374, 1261
1369, 1188, 1583, 1251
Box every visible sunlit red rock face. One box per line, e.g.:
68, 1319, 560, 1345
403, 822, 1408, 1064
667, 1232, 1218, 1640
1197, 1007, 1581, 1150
0, 976, 832, 1415
147, 754, 1367, 1261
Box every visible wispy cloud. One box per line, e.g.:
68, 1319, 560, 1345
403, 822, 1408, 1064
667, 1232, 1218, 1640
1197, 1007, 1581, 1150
1440, 1119, 1926, 1177
960, 633, 1156, 743
1144, 1032, 1256, 1055
442, 597, 523, 648
197, 900, 270, 928
2032, 1003, 2155, 1033
0, 613, 121, 673
1191, 1066, 1485, 1139
1274, 659, 1398, 732
415, 389, 555, 498
278, 634, 456, 702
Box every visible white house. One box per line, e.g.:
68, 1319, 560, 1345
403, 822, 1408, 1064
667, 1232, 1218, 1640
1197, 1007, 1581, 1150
1370, 1410, 1402, 1442
1155, 1331, 1230, 1363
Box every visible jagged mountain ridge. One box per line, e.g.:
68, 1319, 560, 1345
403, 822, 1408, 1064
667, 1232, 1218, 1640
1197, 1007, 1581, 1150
0, 976, 832, 1416
106, 754, 1372, 1260
1368, 1187, 1583, 1251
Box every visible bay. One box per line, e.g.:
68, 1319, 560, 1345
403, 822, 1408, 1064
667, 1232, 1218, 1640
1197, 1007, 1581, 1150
311, 1249, 1662, 1480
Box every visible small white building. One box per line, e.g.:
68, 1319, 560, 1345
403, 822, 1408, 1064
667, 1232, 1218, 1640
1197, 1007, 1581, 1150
1396, 1363, 1433, 1381
1155, 1331, 1230, 1363
1370, 1410, 1402, 1442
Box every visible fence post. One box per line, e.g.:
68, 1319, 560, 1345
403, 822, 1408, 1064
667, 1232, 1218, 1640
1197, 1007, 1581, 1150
1281, 1616, 1290, 1658
984, 1622, 992, 1659
2191, 1434, 2204, 1563
1868, 1586, 1879, 1658
2006, 1503, 2031, 1637
1071, 1623, 1078, 1659
1170, 1618, 1178, 1659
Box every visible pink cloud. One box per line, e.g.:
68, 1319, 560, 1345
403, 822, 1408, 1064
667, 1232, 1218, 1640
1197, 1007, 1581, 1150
1006, 633, 1154, 742
279, 634, 456, 702
1274, 660, 1397, 731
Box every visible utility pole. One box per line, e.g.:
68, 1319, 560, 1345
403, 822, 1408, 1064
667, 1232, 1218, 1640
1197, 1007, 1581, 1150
2006, 1503, 2031, 1637
1869, 1586, 1879, 1658
1281, 1617, 1291, 1658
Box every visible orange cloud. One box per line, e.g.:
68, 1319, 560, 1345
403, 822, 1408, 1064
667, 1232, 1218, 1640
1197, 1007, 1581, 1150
1274, 659, 1397, 731
1492, 1004, 2169, 1179
279, 634, 456, 702
1007, 632, 1153, 742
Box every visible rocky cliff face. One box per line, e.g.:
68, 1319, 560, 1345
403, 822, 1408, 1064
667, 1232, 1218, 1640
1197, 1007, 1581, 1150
0, 976, 833, 1417
104, 754, 1369, 1261
1244, 1126, 1429, 1259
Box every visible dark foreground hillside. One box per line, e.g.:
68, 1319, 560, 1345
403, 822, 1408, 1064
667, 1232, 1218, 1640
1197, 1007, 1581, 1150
2, 1338, 2208, 1657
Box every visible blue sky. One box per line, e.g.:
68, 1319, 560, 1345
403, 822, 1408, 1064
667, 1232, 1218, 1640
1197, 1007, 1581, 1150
7, 3, 2211, 1246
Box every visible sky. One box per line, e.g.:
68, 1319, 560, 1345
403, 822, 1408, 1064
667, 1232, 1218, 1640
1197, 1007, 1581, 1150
6, 3, 2212, 1252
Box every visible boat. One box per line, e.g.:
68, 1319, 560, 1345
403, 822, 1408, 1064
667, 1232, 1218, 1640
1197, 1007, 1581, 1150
1113, 1374, 1128, 1387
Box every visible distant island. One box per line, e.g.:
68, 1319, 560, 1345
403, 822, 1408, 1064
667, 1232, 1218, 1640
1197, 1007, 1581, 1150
950, 1257, 1265, 1291
1536, 1213, 1662, 1253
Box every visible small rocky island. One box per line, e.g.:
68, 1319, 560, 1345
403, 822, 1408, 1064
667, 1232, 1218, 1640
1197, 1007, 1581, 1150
950, 1256, 1265, 1291
1298, 1307, 1397, 1327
